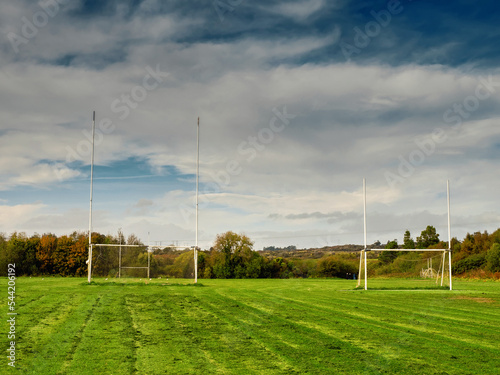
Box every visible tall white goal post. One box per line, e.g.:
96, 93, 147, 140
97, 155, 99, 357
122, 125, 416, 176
86, 112, 200, 283
87, 111, 96, 283
85, 112, 152, 281
357, 179, 453, 291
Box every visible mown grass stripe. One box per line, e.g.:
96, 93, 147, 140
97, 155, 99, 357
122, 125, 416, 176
58, 295, 102, 374
212, 285, 499, 374
63, 293, 136, 375
3, 278, 499, 375
255, 288, 500, 354
203, 290, 399, 374
18, 294, 87, 373
198, 293, 309, 374
253, 288, 500, 347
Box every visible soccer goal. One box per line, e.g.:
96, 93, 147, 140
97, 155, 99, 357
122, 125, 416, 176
356, 179, 453, 290
87, 244, 152, 279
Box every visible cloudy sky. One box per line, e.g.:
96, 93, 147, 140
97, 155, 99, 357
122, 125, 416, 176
1, 0, 499, 249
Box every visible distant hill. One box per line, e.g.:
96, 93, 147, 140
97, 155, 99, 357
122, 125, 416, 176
260, 244, 363, 259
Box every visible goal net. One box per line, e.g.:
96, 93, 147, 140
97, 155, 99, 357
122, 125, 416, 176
88, 244, 152, 279
356, 249, 452, 290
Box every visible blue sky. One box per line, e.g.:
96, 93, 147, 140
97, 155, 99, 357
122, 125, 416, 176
1, 0, 499, 249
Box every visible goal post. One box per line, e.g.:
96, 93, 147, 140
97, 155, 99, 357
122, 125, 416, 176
86, 113, 200, 284
87, 244, 152, 279
358, 179, 452, 291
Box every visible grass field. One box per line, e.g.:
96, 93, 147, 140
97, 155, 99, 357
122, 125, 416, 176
2, 277, 499, 375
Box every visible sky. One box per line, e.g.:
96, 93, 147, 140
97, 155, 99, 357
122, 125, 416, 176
0, 0, 499, 250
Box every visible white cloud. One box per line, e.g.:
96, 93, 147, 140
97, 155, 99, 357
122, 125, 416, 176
0, 203, 47, 233
266, 0, 327, 21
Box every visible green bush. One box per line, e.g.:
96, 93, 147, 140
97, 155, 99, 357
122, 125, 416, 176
486, 243, 500, 272
452, 253, 487, 275
317, 256, 357, 278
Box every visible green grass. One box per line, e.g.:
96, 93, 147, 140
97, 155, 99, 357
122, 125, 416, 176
2, 277, 499, 374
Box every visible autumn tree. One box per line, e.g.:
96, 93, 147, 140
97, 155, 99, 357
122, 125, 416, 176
37, 234, 58, 274
68, 234, 88, 276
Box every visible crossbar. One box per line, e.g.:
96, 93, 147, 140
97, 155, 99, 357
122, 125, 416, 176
367, 249, 448, 252
92, 244, 146, 247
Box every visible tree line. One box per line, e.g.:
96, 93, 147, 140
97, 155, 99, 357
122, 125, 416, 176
374, 226, 500, 276
1, 226, 499, 278
0, 231, 143, 277
0, 230, 357, 279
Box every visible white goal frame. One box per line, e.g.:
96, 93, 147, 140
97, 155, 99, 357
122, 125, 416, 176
88, 244, 152, 280
357, 179, 452, 291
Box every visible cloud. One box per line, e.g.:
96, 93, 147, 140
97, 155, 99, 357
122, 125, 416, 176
0, 203, 47, 233
134, 199, 153, 208
270, 211, 360, 222
1, 0, 499, 248
127, 198, 154, 216
264, 0, 327, 21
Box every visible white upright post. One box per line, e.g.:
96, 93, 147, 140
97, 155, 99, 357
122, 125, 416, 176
147, 232, 151, 279
442, 252, 445, 281
447, 180, 452, 291
119, 229, 122, 279
364, 251, 367, 291
87, 111, 96, 283
357, 251, 363, 288
147, 249, 151, 279
363, 178, 367, 291
195, 117, 200, 283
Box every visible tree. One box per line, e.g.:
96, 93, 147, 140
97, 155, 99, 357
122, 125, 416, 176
0, 233, 7, 276
490, 228, 500, 245
460, 233, 475, 254
378, 240, 399, 264
486, 243, 500, 272
168, 251, 194, 278
53, 235, 74, 275
317, 256, 357, 278
68, 234, 88, 276
127, 234, 143, 246
208, 231, 256, 279
37, 234, 58, 274
416, 226, 440, 249
0, 233, 28, 276
403, 230, 415, 249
